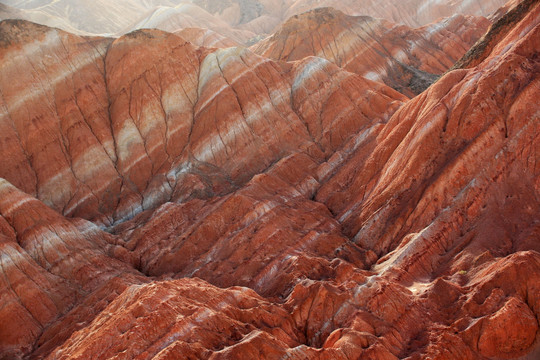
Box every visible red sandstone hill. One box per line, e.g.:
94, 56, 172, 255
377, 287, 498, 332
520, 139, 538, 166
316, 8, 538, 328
0, 19, 405, 227
0, 0, 539, 359
252, 8, 491, 96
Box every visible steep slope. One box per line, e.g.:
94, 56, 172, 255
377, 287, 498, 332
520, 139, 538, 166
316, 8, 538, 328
313, 1, 540, 357
0, 17, 407, 360
453, 0, 539, 69
490, 0, 524, 20
252, 8, 490, 96
0, 178, 148, 358
0, 19, 405, 226
54, 1, 540, 358
0, 1, 539, 359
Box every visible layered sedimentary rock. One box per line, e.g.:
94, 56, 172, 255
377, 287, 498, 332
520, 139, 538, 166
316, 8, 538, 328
106, 4, 540, 354
0, 178, 147, 358
1, 0, 539, 359
453, 0, 539, 70
0, 19, 405, 226
113, 151, 377, 299
253, 7, 491, 96
311, 0, 540, 357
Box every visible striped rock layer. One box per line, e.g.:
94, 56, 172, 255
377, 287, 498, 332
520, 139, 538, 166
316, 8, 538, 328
0, 0, 539, 359
0, 19, 405, 226
252, 7, 491, 96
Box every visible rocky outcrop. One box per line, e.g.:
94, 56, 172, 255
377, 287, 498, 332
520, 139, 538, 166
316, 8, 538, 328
252, 7, 490, 96
46, 278, 301, 359
113, 151, 377, 298
0, 19, 405, 226
453, 0, 539, 69
0, 0, 539, 359
0, 178, 147, 359
314, 1, 540, 357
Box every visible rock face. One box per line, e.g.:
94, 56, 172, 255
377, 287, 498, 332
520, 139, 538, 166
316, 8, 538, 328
252, 7, 491, 96
1, 1, 539, 359
0, 19, 405, 226
0, 178, 147, 359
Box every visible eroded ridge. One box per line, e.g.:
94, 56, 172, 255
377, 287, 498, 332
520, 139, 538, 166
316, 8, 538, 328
0, 1, 539, 359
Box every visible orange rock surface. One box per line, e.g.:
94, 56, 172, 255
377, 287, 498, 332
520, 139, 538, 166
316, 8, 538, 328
0, 19, 405, 226
0, 178, 147, 358
252, 7, 491, 96
0, 0, 539, 359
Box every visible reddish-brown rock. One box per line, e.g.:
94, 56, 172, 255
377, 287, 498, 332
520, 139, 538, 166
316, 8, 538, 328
46, 278, 302, 360
0, 0, 539, 359
252, 7, 491, 95
0, 19, 405, 226
476, 297, 538, 357
0, 178, 147, 359
114, 152, 375, 298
